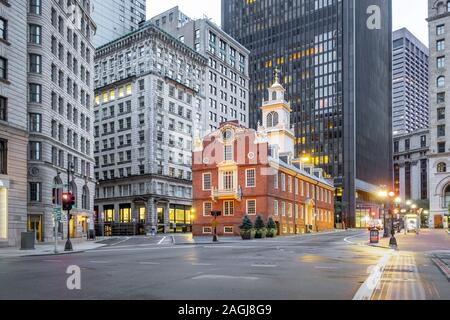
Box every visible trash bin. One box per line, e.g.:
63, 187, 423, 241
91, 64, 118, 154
88, 229, 96, 240
21, 232, 35, 250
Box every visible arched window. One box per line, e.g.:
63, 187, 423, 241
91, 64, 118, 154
81, 186, 89, 210
437, 162, 447, 173
444, 185, 450, 208
447, 1, 450, 12
267, 111, 279, 127
52, 177, 62, 205
272, 91, 277, 101
437, 76, 445, 88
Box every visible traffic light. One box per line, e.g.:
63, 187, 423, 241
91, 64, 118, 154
62, 192, 75, 211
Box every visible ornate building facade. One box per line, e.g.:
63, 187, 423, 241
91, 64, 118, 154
428, 0, 450, 229
93, 22, 207, 235
192, 80, 335, 236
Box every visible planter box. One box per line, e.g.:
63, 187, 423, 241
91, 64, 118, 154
266, 229, 277, 238
255, 229, 267, 239
241, 230, 256, 240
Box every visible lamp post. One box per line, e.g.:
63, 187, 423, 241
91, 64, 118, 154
388, 192, 398, 248
377, 188, 389, 238
65, 162, 74, 252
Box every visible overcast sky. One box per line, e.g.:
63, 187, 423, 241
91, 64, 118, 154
147, 0, 429, 46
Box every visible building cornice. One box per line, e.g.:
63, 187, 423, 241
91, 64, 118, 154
95, 23, 207, 66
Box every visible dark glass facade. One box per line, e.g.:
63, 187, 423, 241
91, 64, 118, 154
222, 0, 392, 227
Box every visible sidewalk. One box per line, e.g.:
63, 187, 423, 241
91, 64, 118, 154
0, 239, 106, 258
376, 229, 450, 252
174, 229, 348, 245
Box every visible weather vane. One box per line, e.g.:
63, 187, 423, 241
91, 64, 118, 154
274, 68, 281, 83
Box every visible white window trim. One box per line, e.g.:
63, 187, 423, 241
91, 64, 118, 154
274, 200, 279, 216
274, 172, 279, 189
223, 200, 234, 216
224, 226, 234, 234
203, 226, 212, 234
281, 173, 286, 191
246, 199, 257, 215
245, 168, 256, 188
202, 172, 212, 191
203, 201, 212, 216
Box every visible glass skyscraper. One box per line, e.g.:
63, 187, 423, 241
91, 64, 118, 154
222, 0, 393, 227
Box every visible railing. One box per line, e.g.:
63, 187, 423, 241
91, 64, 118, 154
211, 186, 242, 202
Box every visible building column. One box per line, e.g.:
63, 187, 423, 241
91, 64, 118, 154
164, 202, 171, 233
114, 203, 120, 223
146, 197, 156, 232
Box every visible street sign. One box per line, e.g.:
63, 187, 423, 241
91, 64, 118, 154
370, 229, 380, 244
53, 208, 62, 222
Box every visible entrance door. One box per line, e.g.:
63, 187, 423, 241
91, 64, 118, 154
434, 215, 443, 229
27, 215, 42, 242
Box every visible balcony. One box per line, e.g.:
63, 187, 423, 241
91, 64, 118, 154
211, 186, 242, 202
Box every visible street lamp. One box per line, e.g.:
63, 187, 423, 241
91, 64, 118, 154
387, 192, 398, 248
377, 187, 389, 238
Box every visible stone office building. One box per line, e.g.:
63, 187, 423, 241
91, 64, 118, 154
93, 22, 207, 235
393, 129, 430, 202
0, 1, 28, 247
150, 6, 250, 132
428, 0, 450, 228
25, 0, 97, 242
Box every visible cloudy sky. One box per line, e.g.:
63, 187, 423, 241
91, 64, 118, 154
147, 0, 429, 45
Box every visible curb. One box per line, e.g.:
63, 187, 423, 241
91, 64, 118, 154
0, 244, 107, 258
431, 258, 450, 281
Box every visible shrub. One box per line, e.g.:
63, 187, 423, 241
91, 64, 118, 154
254, 215, 266, 231
266, 217, 277, 238
240, 215, 254, 231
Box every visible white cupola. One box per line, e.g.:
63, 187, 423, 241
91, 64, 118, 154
259, 70, 295, 160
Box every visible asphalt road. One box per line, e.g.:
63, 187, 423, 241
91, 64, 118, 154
0, 230, 448, 300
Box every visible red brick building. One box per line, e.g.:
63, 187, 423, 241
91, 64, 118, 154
192, 81, 335, 236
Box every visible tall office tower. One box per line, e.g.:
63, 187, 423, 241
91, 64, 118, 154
0, 1, 28, 247
91, 0, 146, 47
428, 0, 450, 229
93, 23, 207, 235
150, 7, 250, 132
392, 28, 429, 136
27, 0, 97, 242
222, 0, 393, 228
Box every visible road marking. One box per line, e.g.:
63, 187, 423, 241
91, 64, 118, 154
191, 263, 213, 266
93, 245, 196, 253
158, 237, 167, 245
353, 251, 392, 300
344, 233, 366, 245
431, 258, 450, 280
139, 262, 161, 265
191, 275, 259, 281
89, 261, 110, 264
203, 245, 259, 249
110, 237, 131, 246
315, 266, 338, 270
251, 264, 277, 268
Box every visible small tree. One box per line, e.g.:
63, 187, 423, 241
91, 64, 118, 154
267, 217, 276, 230
239, 215, 253, 231
254, 215, 266, 231
239, 215, 255, 240
266, 217, 277, 238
